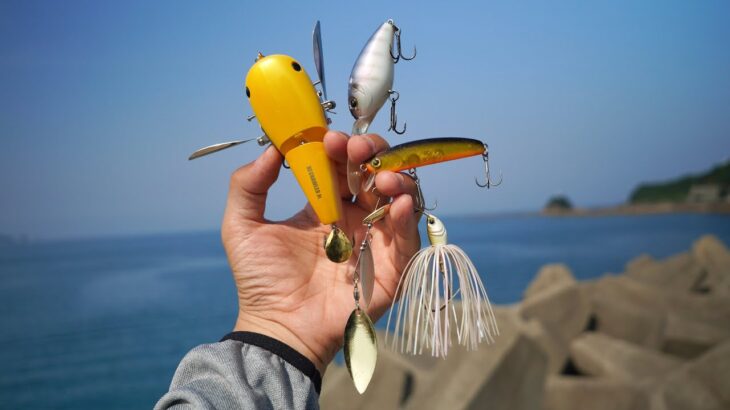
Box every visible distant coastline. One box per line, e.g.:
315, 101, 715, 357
542, 159, 730, 217
456, 203, 730, 220
542, 202, 730, 217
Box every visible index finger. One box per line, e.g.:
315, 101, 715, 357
348, 134, 390, 165
323, 130, 349, 164
348, 134, 392, 209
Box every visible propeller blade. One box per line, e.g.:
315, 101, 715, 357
312, 20, 327, 101
188, 139, 255, 160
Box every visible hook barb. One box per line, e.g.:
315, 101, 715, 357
423, 198, 438, 212
389, 45, 400, 64
475, 145, 503, 188
390, 27, 416, 63
388, 90, 407, 135
405, 169, 437, 212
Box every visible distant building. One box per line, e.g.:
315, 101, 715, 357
687, 184, 721, 203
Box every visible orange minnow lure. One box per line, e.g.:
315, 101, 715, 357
364, 138, 486, 174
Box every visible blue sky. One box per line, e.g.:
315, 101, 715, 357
1, 1, 729, 239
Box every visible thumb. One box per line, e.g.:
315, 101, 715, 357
225, 145, 283, 222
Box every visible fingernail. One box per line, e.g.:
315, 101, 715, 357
365, 136, 376, 152
396, 173, 406, 188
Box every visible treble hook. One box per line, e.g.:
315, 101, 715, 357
390, 25, 417, 64
388, 90, 407, 135
475, 144, 503, 188
407, 169, 437, 211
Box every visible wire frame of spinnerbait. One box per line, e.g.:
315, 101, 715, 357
386, 244, 499, 357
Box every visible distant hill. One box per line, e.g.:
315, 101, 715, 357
629, 160, 730, 204
544, 195, 573, 211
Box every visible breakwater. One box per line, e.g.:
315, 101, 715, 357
321, 235, 730, 410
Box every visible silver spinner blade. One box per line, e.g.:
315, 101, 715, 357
313, 20, 327, 101
188, 136, 270, 160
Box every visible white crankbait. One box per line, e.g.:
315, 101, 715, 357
348, 20, 396, 136
346, 19, 415, 195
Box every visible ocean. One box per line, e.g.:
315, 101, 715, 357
1, 213, 729, 408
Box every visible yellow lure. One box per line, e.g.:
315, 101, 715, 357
246, 54, 342, 224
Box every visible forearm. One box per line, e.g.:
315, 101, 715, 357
155, 332, 321, 410
234, 309, 340, 375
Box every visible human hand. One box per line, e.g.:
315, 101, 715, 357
221, 131, 421, 374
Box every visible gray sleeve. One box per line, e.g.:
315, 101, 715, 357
154, 332, 321, 410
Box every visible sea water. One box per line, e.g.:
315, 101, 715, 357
1, 214, 728, 408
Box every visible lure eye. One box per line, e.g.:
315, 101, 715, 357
291, 61, 301, 71
370, 158, 381, 169
245, 87, 250, 98
427, 217, 435, 224
349, 97, 358, 108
